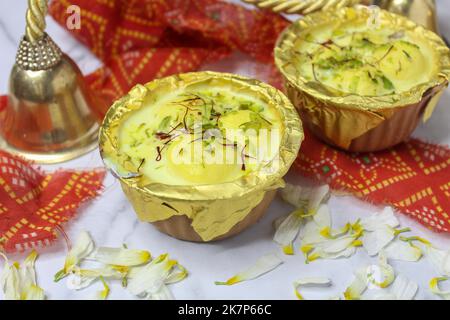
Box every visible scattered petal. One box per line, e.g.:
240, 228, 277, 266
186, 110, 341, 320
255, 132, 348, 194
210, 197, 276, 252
1, 251, 45, 300
66, 266, 123, 290
385, 240, 422, 262
0, 262, 20, 300
95, 277, 110, 300
293, 277, 332, 300
426, 246, 450, 276
374, 275, 418, 300
429, 277, 450, 300
344, 268, 368, 300
127, 254, 176, 296
150, 284, 174, 300
273, 209, 304, 249
367, 251, 395, 288
63, 231, 95, 275
362, 225, 395, 256
215, 253, 283, 286
361, 207, 399, 231
93, 247, 151, 267
306, 246, 357, 263
21, 285, 45, 300
165, 262, 188, 285
390, 275, 418, 300
281, 184, 329, 214
313, 204, 331, 230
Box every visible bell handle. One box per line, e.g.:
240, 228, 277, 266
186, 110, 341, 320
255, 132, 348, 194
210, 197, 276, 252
26, 0, 48, 43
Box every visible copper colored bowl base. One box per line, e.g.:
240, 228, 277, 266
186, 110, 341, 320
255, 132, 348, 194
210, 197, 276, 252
152, 190, 277, 242
289, 86, 437, 152
302, 97, 429, 153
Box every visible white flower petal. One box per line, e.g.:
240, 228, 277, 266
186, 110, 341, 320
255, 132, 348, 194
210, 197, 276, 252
429, 277, 450, 300
149, 284, 174, 300
165, 263, 188, 284
305, 246, 357, 263
362, 225, 395, 256
300, 219, 327, 245
367, 251, 395, 288
1, 262, 20, 300
93, 247, 151, 266
66, 266, 123, 290
307, 185, 330, 214
361, 207, 399, 231
344, 268, 368, 300
64, 231, 95, 274
1, 251, 45, 300
313, 204, 331, 229
390, 275, 418, 300
94, 277, 110, 300
127, 254, 175, 296
293, 277, 332, 300
426, 246, 450, 276
281, 184, 329, 214
281, 183, 305, 208
19, 250, 39, 291
384, 240, 422, 262
320, 235, 357, 254
215, 253, 283, 286
273, 209, 303, 248
22, 285, 45, 300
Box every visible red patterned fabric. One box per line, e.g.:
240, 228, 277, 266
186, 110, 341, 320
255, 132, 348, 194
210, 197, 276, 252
45, 0, 449, 232
0, 149, 105, 253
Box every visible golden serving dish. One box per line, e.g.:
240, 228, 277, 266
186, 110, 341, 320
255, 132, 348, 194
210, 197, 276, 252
99, 72, 303, 242
275, 6, 450, 152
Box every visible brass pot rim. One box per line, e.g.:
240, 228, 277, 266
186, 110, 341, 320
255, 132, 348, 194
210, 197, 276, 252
99, 71, 303, 201
274, 6, 450, 111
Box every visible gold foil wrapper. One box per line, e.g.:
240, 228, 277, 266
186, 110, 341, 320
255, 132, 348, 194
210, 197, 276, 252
99, 71, 303, 241
275, 6, 450, 151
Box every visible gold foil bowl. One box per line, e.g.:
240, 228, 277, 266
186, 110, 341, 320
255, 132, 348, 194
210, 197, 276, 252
99, 72, 303, 242
275, 6, 450, 152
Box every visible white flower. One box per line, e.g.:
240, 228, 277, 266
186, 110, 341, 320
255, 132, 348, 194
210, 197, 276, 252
293, 277, 332, 300
54, 231, 187, 300
374, 275, 418, 300
66, 266, 124, 290
93, 247, 151, 267
360, 207, 399, 231
384, 239, 422, 262
426, 246, 450, 276
127, 254, 180, 298
360, 207, 405, 256
362, 225, 396, 256
273, 208, 304, 254
215, 253, 283, 286
281, 184, 330, 214
429, 277, 450, 300
94, 277, 110, 300
367, 251, 395, 288
344, 267, 368, 300
0, 250, 45, 300
56, 231, 95, 281
300, 219, 362, 263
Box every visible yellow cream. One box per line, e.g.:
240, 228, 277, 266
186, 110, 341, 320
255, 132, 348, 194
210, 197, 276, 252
294, 21, 439, 96
118, 86, 284, 186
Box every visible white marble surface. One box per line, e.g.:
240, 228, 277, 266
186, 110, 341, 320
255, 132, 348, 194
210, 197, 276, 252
0, 0, 449, 300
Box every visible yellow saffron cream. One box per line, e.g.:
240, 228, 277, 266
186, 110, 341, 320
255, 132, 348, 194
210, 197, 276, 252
118, 86, 284, 185
293, 20, 439, 96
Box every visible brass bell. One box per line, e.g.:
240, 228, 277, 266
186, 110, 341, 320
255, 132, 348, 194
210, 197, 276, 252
0, 0, 100, 164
